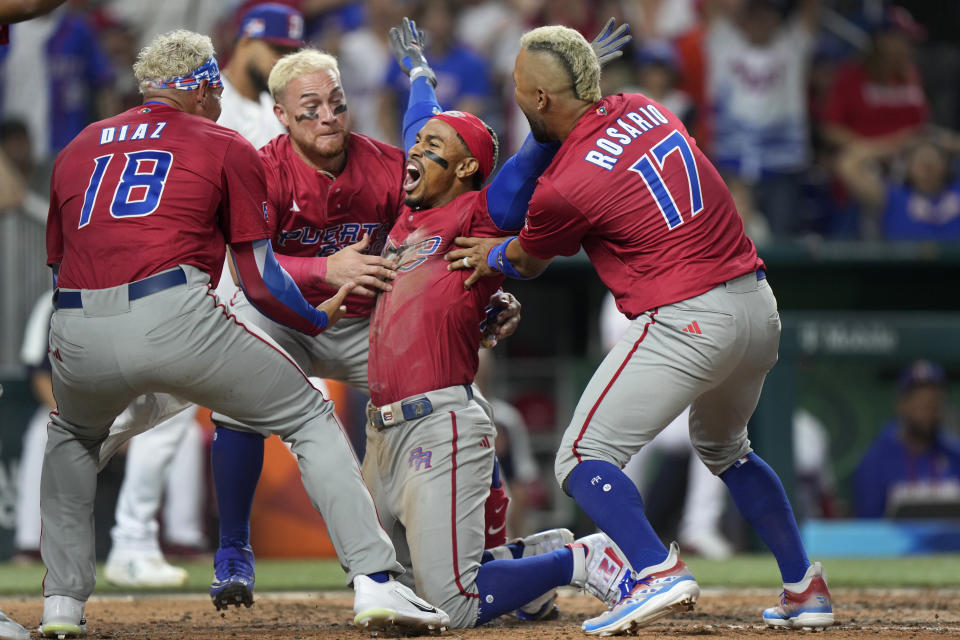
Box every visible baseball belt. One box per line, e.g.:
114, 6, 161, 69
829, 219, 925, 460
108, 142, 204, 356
54, 267, 188, 309
368, 384, 474, 429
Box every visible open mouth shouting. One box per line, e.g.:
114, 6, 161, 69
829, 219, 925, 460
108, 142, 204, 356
404, 158, 424, 193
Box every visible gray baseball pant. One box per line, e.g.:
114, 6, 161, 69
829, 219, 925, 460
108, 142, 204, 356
556, 271, 781, 486
362, 385, 495, 628
42, 266, 399, 600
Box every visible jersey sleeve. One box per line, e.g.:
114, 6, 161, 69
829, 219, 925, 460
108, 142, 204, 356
218, 135, 272, 243
518, 179, 591, 259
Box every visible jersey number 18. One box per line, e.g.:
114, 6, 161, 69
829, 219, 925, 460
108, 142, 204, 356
78, 150, 173, 228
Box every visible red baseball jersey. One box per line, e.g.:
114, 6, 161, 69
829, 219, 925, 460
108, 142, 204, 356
519, 93, 762, 319
47, 103, 270, 289
260, 132, 404, 316
368, 188, 505, 406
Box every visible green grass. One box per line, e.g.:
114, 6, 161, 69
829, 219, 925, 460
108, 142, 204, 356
1, 554, 958, 596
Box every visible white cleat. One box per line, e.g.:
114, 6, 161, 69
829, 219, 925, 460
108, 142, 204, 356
353, 575, 449, 634
39, 595, 86, 639
0, 606, 29, 640
104, 550, 189, 588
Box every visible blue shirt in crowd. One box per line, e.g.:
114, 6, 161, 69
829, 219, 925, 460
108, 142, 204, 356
853, 422, 960, 518
883, 179, 960, 241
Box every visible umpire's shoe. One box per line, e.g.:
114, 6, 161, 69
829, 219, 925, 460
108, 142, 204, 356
210, 545, 255, 610
353, 575, 450, 634
581, 541, 700, 636
39, 595, 86, 639
762, 562, 834, 630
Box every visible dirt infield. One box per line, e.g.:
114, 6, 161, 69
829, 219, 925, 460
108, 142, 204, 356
2, 588, 957, 639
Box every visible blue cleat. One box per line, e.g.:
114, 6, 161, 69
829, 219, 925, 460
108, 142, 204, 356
581, 541, 699, 636
210, 545, 255, 611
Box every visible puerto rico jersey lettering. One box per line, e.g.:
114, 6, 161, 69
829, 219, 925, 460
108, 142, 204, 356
520, 93, 763, 319
368, 188, 506, 406
259, 132, 404, 316
47, 103, 270, 289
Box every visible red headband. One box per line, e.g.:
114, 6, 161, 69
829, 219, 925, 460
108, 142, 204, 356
430, 110, 495, 181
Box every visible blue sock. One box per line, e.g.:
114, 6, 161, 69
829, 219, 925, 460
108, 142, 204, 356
474, 549, 573, 625
481, 542, 523, 564
211, 426, 265, 549
567, 460, 668, 570
367, 572, 389, 584
720, 452, 810, 583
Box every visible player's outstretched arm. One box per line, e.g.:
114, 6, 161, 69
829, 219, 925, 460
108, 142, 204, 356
389, 17, 442, 153
446, 236, 551, 288
230, 239, 351, 335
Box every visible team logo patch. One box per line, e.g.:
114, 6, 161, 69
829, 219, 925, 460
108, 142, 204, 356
408, 447, 432, 471
596, 106, 607, 116
261, 201, 269, 221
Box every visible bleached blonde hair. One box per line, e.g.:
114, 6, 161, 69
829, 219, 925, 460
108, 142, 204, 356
268, 49, 340, 101
520, 25, 601, 103
133, 30, 215, 93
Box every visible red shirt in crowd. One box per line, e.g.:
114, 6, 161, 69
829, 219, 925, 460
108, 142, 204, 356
825, 62, 929, 139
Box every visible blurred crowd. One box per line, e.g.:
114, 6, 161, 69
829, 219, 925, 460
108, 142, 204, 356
2, 0, 960, 244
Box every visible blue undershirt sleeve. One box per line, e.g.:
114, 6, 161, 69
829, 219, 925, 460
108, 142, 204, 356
403, 75, 441, 154
485, 134, 560, 231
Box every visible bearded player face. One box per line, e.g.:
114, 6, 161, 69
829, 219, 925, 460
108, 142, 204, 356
275, 69, 349, 161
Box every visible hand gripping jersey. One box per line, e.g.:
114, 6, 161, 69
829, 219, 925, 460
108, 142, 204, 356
519, 93, 763, 319
47, 103, 270, 289
368, 187, 505, 406
260, 132, 405, 316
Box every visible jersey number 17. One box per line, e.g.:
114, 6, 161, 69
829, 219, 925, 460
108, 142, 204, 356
628, 130, 703, 230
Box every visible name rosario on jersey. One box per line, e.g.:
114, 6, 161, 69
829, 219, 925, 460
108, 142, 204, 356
277, 222, 387, 256
98, 122, 167, 145
584, 103, 670, 171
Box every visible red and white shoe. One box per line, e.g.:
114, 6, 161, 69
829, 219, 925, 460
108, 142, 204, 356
762, 562, 834, 630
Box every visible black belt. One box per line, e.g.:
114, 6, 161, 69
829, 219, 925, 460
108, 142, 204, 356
370, 385, 474, 429
55, 268, 187, 309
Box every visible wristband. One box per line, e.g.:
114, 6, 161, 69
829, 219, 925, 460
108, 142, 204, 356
315, 310, 329, 331
486, 237, 532, 280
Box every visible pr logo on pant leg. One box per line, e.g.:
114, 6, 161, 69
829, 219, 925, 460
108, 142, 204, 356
408, 447, 432, 471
